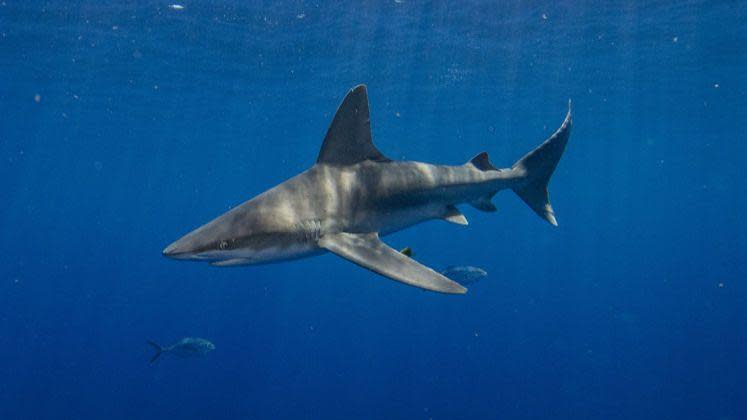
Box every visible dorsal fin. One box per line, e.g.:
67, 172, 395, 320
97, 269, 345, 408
316, 85, 389, 166
468, 152, 497, 171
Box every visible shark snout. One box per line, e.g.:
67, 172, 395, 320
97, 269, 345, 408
163, 223, 228, 260
162, 236, 198, 259
162, 242, 187, 259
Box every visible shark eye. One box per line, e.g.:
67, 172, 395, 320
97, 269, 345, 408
219, 240, 230, 250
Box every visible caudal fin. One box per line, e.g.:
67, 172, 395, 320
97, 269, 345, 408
147, 340, 164, 364
512, 101, 572, 226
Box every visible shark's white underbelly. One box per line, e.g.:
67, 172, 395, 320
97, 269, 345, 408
233, 241, 325, 264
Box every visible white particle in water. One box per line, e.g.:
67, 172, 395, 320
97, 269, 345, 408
169, 4, 184, 10
542, 13, 548, 20
672, 36, 678, 43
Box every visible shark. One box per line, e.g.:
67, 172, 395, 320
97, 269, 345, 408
163, 85, 571, 294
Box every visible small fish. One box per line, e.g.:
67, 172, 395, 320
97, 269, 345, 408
399, 248, 487, 286
147, 337, 215, 364
440, 265, 487, 286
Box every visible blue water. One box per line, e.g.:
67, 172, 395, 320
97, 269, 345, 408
1, 1, 745, 419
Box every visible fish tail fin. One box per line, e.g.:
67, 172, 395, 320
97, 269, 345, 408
147, 340, 163, 364
511, 101, 572, 226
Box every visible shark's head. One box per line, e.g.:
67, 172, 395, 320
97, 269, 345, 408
162, 196, 300, 265
162, 206, 257, 263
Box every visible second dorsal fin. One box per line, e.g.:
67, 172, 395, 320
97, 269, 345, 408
468, 152, 497, 171
316, 85, 390, 166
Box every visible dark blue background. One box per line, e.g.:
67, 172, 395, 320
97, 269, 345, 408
1, 1, 745, 419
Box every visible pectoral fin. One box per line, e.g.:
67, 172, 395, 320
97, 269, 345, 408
319, 232, 467, 294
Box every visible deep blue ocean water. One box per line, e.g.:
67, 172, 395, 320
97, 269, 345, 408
1, 1, 745, 419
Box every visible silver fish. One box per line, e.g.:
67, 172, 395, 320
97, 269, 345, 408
440, 266, 488, 286
147, 337, 215, 364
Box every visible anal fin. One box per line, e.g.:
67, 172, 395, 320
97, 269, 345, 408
470, 194, 497, 212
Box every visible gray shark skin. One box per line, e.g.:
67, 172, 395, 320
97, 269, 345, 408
163, 85, 571, 294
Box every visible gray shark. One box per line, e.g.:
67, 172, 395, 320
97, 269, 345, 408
163, 85, 571, 294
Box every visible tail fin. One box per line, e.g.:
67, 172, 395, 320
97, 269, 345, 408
147, 340, 164, 364
512, 101, 572, 226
